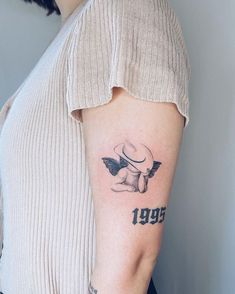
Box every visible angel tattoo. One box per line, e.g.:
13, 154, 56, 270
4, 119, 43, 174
102, 140, 162, 193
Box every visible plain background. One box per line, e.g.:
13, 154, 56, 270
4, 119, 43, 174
0, 0, 235, 293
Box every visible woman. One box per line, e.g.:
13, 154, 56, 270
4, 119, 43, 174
0, 0, 191, 293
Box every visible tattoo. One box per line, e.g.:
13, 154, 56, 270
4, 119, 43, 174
102, 140, 162, 193
88, 281, 98, 294
132, 207, 167, 225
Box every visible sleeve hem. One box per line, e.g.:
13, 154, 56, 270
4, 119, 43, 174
67, 83, 190, 129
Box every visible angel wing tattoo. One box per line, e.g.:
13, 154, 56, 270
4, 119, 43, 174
148, 161, 162, 178
101, 157, 129, 176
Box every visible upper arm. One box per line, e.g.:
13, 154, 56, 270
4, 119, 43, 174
82, 86, 184, 277
63, 0, 190, 283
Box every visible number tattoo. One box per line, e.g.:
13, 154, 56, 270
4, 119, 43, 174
132, 207, 167, 225
102, 140, 162, 193
88, 281, 98, 294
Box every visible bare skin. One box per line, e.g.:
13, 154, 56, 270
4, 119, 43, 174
55, 0, 84, 22
82, 87, 184, 293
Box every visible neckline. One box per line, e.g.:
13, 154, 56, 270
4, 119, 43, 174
60, 1, 88, 30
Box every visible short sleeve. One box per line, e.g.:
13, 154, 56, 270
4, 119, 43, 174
65, 0, 191, 128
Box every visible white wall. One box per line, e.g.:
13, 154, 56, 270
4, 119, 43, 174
1, 1, 235, 294
0, 0, 60, 100
154, 0, 235, 293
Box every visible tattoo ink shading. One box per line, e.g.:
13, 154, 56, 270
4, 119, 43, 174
132, 207, 167, 225
88, 281, 98, 294
102, 140, 162, 193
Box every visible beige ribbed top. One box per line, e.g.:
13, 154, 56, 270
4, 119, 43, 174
0, 0, 191, 293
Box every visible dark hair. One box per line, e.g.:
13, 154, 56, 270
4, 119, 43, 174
22, 0, 61, 16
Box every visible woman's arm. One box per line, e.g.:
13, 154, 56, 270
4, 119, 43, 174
82, 87, 184, 294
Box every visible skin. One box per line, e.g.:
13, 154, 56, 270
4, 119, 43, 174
55, 0, 84, 23
82, 87, 184, 293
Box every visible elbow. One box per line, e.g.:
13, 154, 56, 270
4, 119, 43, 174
133, 246, 161, 278
124, 242, 162, 279
91, 246, 161, 293
116, 247, 160, 292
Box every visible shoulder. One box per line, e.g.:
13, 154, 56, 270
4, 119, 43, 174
78, 0, 171, 29
80, 0, 189, 61
65, 0, 191, 127
85, 0, 181, 28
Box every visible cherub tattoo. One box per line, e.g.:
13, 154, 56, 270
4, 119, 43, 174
102, 140, 162, 193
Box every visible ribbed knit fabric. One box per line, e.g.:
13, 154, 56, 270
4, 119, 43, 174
0, 0, 191, 293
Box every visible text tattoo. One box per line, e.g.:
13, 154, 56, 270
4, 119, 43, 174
132, 207, 167, 225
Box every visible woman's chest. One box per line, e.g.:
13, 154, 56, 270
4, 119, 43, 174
0, 36, 82, 180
